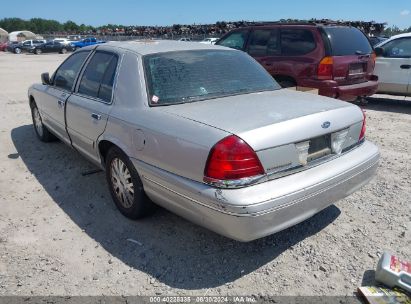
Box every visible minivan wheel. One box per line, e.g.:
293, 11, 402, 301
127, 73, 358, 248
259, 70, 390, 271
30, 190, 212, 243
60, 48, 67, 54
30, 102, 57, 142
106, 147, 154, 219
14, 47, 21, 54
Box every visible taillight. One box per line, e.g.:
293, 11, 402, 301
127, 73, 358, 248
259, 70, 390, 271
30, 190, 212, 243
204, 135, 264, 182
318, 56, 334, 80
359, 110, 366, 141
371, 52, 377, 69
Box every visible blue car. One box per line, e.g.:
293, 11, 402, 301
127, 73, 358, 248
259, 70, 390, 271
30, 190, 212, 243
71, 37, 105, 50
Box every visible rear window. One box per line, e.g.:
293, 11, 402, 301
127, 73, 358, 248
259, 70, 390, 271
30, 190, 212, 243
143, 50, 280, 106
323, 27, 372, 56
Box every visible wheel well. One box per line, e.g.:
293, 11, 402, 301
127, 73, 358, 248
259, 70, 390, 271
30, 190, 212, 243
29, 96, 36, 108
274, 75, 297, 87
98, 140, 116, 164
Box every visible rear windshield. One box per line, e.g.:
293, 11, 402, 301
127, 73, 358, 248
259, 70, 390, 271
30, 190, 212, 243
323, 27, 372, 56
143, 50, 280, 106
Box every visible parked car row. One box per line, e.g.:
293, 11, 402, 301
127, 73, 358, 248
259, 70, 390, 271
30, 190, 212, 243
1, 37, 105, 54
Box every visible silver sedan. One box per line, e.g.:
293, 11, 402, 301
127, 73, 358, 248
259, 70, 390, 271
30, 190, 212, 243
28, 41, 380, 241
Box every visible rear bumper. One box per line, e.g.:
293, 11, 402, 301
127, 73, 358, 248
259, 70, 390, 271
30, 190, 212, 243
132, 141, 379, 242
300, 79, 379, 101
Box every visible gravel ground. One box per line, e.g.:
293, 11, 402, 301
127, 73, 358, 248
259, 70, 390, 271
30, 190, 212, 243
0, 52, 409, 297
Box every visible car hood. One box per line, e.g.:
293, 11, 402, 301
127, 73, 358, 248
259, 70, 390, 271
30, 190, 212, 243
158, 89, 352, 134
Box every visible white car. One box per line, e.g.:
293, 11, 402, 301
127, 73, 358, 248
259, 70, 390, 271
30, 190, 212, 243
199, 38, 219, 45
53, 38, 71, 45
374, 33, 411, 95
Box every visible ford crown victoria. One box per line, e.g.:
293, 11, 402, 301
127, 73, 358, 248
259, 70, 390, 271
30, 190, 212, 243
28, 41, 379, 241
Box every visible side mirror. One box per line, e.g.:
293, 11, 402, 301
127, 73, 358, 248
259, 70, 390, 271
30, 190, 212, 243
54, 75, 67, 88
41, 72, 50, 85
374, 47, 385, 57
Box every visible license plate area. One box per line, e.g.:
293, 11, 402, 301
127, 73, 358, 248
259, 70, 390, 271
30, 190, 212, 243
349, 62, 366, 78
307, 134, 331, 162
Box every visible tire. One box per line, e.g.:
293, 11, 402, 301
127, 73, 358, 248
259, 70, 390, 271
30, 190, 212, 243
35, 48, 42, 55
60, 48, 67, 54
30, 102, 57, 142
14, 47, 21, 54
106, 147, 154, 219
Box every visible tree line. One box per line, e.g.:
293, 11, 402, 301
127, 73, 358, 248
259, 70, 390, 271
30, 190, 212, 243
0, 18, 94, 33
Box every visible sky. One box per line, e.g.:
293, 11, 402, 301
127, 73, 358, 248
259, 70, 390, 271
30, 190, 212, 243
1, 0, 410, 29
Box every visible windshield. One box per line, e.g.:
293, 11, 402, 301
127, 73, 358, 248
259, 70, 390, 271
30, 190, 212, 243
143, 50, 280, 106
323, 27, 373, 56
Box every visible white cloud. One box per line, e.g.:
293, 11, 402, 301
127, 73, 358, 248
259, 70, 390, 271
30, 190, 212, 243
400, 10, 410, 16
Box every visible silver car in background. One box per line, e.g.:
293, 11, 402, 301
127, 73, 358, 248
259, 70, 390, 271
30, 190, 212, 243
28, 41, 380, 241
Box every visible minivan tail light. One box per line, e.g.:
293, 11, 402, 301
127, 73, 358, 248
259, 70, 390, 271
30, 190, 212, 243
204, 135, 264, 183
318, 56, 334, 80
359, 110, 366, 141
371, 52, 377, 68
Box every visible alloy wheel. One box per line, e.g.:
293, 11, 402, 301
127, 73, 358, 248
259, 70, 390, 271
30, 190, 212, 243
110, 158, 134, 208
33, 107, 43, 137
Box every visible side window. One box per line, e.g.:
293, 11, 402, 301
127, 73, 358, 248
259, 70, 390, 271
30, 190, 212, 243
91, 38, 97, 43
248, 29, 280, 56
78, 52, 118, 102
53, 51, 90, 91
281, 29, 316, 56
217, 31, 249, 50
383, 38, 411, 58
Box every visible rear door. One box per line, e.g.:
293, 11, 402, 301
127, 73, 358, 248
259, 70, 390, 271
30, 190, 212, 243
322, 27, 374, 86
66, 50, 119, 163
277, 28, 319, 85
38, 51, 90, 143
245, 28, 280, 75
374, 37, 411, 94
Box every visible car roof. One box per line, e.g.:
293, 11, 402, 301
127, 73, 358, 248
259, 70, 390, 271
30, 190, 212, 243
376, 32, 411, 47
385, 32, 411, 40
100, 40, 230, 55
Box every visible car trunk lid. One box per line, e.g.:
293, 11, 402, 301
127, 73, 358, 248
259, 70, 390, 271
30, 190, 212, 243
159, 89, 365, 182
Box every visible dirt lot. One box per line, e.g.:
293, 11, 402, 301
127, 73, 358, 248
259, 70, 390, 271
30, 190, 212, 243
0, 52, 409, 297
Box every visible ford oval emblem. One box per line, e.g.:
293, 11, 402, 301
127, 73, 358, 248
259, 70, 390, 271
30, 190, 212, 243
321, 121, 331, 129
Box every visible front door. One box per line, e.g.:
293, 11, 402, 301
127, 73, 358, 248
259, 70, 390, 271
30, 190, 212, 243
66, 51, 119, 163
375, 37, 411, 94
39, 51, 91, 143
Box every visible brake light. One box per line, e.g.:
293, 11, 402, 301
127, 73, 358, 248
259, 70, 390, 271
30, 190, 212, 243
371, 52, 377, 68
359, 110, 366, 141
204, 135, 264, 182
318, 56, 334, 80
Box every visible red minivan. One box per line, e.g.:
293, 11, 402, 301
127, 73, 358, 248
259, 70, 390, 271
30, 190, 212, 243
216, 24, 378, 101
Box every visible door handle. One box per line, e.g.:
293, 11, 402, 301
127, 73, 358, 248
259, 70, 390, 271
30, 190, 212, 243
91, 113, 102, 120
57, 100, 65, 107
400, 65, 411, 69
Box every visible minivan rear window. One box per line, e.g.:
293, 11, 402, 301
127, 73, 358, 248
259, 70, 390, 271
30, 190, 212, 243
323, 27, 372, 56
